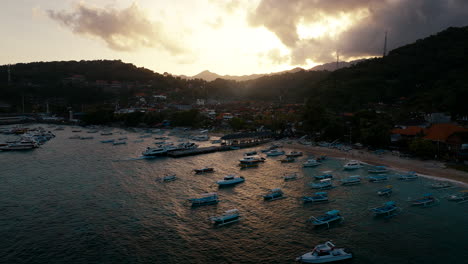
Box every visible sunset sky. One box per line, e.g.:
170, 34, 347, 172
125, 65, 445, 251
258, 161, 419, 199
1, 0, 468, 76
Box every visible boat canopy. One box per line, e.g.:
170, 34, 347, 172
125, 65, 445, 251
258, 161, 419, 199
326, 210, 340, 215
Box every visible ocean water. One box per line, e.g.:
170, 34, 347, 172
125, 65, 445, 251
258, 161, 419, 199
1, 126, 467, 264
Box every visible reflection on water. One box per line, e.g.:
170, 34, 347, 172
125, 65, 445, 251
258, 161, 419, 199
1, 126, 467, 264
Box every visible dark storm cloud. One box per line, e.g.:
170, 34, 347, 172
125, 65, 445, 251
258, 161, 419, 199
47, 2, 184, 54
250, 0, 468, 64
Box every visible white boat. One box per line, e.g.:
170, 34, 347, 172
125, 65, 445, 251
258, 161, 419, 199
314, 173, 333, 180
448, 190, 468, 203
308, 210, 343, 228
112, 141, 126, 145
310, 179, 334, 190
265, 149, 285, 156
296, 241, 352, 263
283, 172, 298, 181
161, 174, 177, 182
341, 175, 361, 185
189, 193, 219, 207
302, 192, 328, 203
343, 160, 362, 170
142, 147, 167, 156
216, 175, 245, 187
303, 159, 321, 167
0, 142, 37, 151
263, 188, 284, 201
239, 156, 265, 164
286, 151, 303, 157
399, 171, 418, 180
209, 209, 240, 226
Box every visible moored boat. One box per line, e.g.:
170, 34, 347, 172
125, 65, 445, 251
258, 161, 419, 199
244, 151, 257, 156
112, 140, 126, 145
368, 174, 388, 182
263, 188, 284, 201
100, 139, 115, 143
280, 156, 295, 163
308, 210, 343, 228
448, 190, 468, 203
209, 209, 240, 226
239, 156, 265, 164
310, 179, 334, 190
283, 172, 298, 181
368, 165, 389, 174
216, 175, 245, 187
189, 193, 219, 207
142, 147, 167, 156
398, 171, 418, 180
377, 185, 393, 196
302, 192, 328, 203
266, 149, 285, 156
411, 193, 438, 207
341, 175, 361, 185
371, 201, 400, 218
430, 182, 452, 189
343, 160, 362, 170
314, 172, 333, 180
303, 159, 321, 167
161, 174, 177, 182
296, 241, 352, 263
194, 167, 214, 174
286, 151, 303, 157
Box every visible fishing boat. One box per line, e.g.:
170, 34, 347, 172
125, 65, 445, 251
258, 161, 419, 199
133, 139, 144, 143
296, 241, 352, 263
100, 131, 113, 135
308, 210, 343, 228
286, 151, 303, 157
87, 130, 98, 134
209, 209, 240, 226
343, 160, 362, 170
71, 129, 82, 132
314, 172, 333, 180
280, 156, 295, 163
368, 165, 389, 174
139, 134, 152, 138
239, 161, 259, 168
341, 175, 361, 185
80, 136, 94, 140
194, 167, 214, 174
100, 139, 115, 143
377, 185, 393, 196
161, 174, 177, 182
0, 142, 37, 151
371, 201, 400, 217
303, 159, 321, 167
283, 172, 298, 181
261, 144, 280, 153
112, 140, 126, 145
430, 182, 452, 189
411, 193, 438, 207
244, 151, 257, 156
54, 127, 65, 131
302, 192, 328, 203
316, 155, 327, 162
448, 190, 468, 203
368, 174, 388, 182
230, 146, 240, 150
398, 171, 418, 181
263, 188, 284, 201
266, 149, 285, 156
239, 156, 265, 164
310, 179, 334, 190
189, 193, 219, 207
118, 136, 128, 140
142, 147, 167, 156
216, 175, 245, 187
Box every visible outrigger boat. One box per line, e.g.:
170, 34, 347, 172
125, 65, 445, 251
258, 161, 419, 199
216, 175, 245, 187
368, 174, 388, 182
431, 182, 452, 189
302, 192, 329, 203
280, 156, 295, 163
399, 171, 418, 181
286, 151, 303, 157
371, 201, 400, 218
341, 175, 361, 185
303, 159, 321, 167
263, 188, 285, 201
368, 165, 389, 174
194, 167, 214, 174
239, 156, 265, 164
261, 144, 281, 153
283, 172, 298, 181
113, 140, 126, 145
266, 149, 285, 156
244, 151, 257, 156
314, 172, 333, 180
80, 136, 94, 140
343, 160, 362, 170
310, 179, 334, 190
308, 210, 343, 228
296, 241, 352, 263
448, 190, 468, 203
189, 193, 219, 207
377, 185, 393, 196
100, 139, 115, 143
209, 209, 240, 226
142, 147, 167, 156
161, 174, 177, 182
411, 193, 438, 207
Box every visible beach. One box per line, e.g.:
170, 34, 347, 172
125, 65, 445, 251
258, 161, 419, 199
289, 142, 468, 186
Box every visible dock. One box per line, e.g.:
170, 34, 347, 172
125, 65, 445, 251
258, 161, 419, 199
167, 140, 271, 158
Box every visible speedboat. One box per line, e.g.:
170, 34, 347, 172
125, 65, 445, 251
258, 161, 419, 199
371, 201, 400, 217
448, 190, 468, 203
161, 174, 177, 182
266, 149, 285, 156
283, 172, 298, 181
194, 167, 214, 174
398, 171, 418, 181
431, 182, 452, 189
308, 210, 343, 228
286, 151, 303, 157
142, 147, 167, 156
343, 160, 362, 170
368, 175, 388, 182
377, 185, 393, 196
263, 188, 284, 201
302, 192, 328, 203
189, 193, 219, 207
368, 165, 389, 174
310, 179, 334, 190
314, 172, 333, 180
216, 175, 245, 187
296, 241, 352, 263
209, 209, 240, 226
341, 175, 361, 185
280, 156, 295, 163
303, 159, 321, 167
411, 193, 438, 207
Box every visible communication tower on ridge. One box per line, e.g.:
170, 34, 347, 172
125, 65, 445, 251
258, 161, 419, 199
383, 31, 388, 57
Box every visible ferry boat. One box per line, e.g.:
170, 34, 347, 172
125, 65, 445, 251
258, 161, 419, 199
266, 149, 285, 156
368, 175, 388, 182
283, 172, 298, 181
399, 171, 418, 181
411, 193, 438, 207
343, 160, 362, 170
194, 167, 214, 174
189, 193, 219, 207
209, 209, 240, 226
377, 185, 393, 196
368, 165, 389, 174
308, 210, 343, 228
286, 151, 303, 157
263, 188, 284, 201
341, 175, 361, 185
216, 175, 245, 187
302, 192, 328, 203
310, 179, 334, 190
448, 190, 468, 203
371, 201, 400, 217
303, 159, 321, 167
296, 241, 352, 263
142, 147, 167, 156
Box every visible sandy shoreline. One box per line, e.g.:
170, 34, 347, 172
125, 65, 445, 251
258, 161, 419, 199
286, 142, 468, 186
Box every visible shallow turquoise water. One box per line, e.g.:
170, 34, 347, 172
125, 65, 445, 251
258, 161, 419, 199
1, 125, 467, 263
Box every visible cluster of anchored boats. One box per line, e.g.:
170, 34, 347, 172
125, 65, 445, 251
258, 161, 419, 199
0, 127, 55, 151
